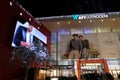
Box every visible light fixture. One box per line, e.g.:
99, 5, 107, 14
37, 27, 40, 29
112, 18, 115, 21
19, 12, 22, 16
29, 18, 31, 21
9, 2, 12, 6
57, 22, 60, 24
100, 19, 104, 22
90, 20, 92, 23
78, 21, 81, 23
68, 21, 70, 24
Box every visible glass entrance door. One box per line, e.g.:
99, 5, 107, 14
77, 59, 109, 80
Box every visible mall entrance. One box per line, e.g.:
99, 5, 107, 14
38, 65, 75, 80
37, 59, 109, 80
77, 59, 109, 80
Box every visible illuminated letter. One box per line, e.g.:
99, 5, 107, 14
72, 15, 79, 20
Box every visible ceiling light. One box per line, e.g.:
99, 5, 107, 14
90, 20, 92, 23
29, 18, 31, 21
9, 2, 12, 6
78, 21, 81, 23
19, 12, 22, 16
37, 27, 40, 29
68, 21, 70, 24
112, 18, 115, 21
57, 22, 60, 24
100, 19, 104, 22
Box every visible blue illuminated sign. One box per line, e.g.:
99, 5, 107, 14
72, 14, 79, 20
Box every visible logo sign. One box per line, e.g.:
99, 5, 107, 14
72, 13, 108, 20
72, 14, 79, 20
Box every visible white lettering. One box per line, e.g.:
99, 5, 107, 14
78, 14, 108, 19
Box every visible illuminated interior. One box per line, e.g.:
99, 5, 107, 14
36, 12, 120, 79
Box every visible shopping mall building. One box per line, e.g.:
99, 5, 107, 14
0, 0, 120, 80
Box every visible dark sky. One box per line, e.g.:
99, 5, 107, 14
17, 0, 120, 17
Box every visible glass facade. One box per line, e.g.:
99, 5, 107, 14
107, 58, 120, 77
48, 13, 120, 79
49, 30, 120, 79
